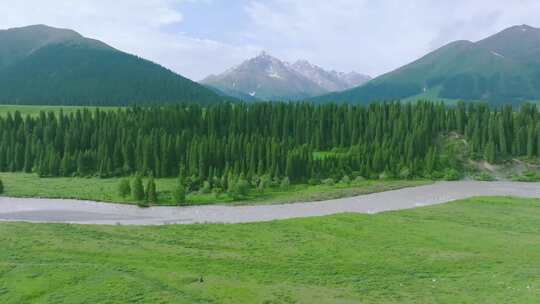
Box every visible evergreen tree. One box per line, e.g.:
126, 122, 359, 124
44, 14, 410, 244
146, 176, 158, 204
131, 175, 145, 201
228, 176, 249, 200
484, 141, 496, 164
0, 101, 538, 186
174, 177, 187, 206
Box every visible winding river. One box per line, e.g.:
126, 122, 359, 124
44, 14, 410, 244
1, 181, 539, 225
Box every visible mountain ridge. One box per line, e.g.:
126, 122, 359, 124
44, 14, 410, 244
311, 24, 540, 105
0, 24, 226, 106
201, 52, 370, 101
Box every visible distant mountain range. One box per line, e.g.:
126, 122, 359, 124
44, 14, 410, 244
1, 24, 539, 106
312, 24, 540, 106
0, 25, 226, 105
201, 52, 371, 100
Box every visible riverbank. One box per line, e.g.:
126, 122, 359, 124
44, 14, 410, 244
1, 181, 539, 225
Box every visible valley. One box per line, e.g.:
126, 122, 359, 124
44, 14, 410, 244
1, 12, 540, 304
1, 197, 540, 303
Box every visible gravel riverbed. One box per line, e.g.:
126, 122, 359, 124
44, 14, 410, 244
1, 181, 539, 225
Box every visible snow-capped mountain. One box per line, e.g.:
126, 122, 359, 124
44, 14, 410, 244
291, 60, 371, 92
201, 52, 371, 101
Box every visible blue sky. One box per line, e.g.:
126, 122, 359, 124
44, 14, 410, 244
170, 1, 250, 44
2, 1, 540, 80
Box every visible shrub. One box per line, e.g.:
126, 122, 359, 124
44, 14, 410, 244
443, 169, 460, 181
473, 172, 495, 181
368, 173, 379, 180
251, 175, 261, 188
228, 178, 250, 200
340, 175, 351, 185
522, 170, 540, 181
200, 181, 212, 194
322, 178, 335, 186
256, 181, 266, 193
353, 176, 366, 184
118, 178, 131, 198
513, 171, 540, 182
431, 170, 445, 180
258, 175, 272, 192
258, 175, 272, 189
212, 187, 223, 198
378, 171, 390, 180
271, 177, 281, 187
137, 200, 149, 208
0, 178, 4, 194
280, 177, 290, 190
236, 178, 250, 197
308, 178, 321, 185
131, 175, 145, 201
399, 167, 411, 179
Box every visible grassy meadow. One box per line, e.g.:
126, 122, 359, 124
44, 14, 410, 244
1, 196, 539, 303
0, 172, 429, 206
0, 105, 119, 117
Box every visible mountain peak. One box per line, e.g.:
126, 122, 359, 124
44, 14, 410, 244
255, 51, 276, 60
0, 24, 116, 70
475, 24, 540, 61
293, 59, 314, 66
479, 24, 540, 41
0, 24, 81, 69
0, 24, 225, 105
2, 24, 82, 39
311, 24, 540, 105
201, 54, 370, 100
510, 24, 538, 32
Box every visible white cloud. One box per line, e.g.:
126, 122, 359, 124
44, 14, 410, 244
244, 0, 540, 77
0, 0, 258, 80
1, 1, 539, 80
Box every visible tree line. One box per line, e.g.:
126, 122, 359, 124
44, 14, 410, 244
0, 101, 539, 192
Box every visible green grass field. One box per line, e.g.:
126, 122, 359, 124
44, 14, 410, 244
0, 173, 429, 206
0, 105, 119, 117
0, 196, 539, 303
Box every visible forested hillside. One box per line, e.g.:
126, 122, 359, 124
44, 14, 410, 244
0, 25, 225, 106
312, 25, 540, 105
0, 102, 539, 191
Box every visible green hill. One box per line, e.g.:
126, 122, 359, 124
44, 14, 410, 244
0, 25, 226, 106
312, 25, 540, 106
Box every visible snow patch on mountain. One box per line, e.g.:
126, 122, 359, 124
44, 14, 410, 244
267, 65, 283, 79
491, 51, 504, 58
291, 59, 371, 92
201, 52, 371, 100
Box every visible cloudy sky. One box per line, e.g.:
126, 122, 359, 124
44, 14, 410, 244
2, 0, 539, 80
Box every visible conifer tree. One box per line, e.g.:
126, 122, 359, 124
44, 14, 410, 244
484, 142, 496, 164
131, 175, 145, 202
146, 176, 158, 204
174, 176, 187, 206
0, 101, 538, 186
